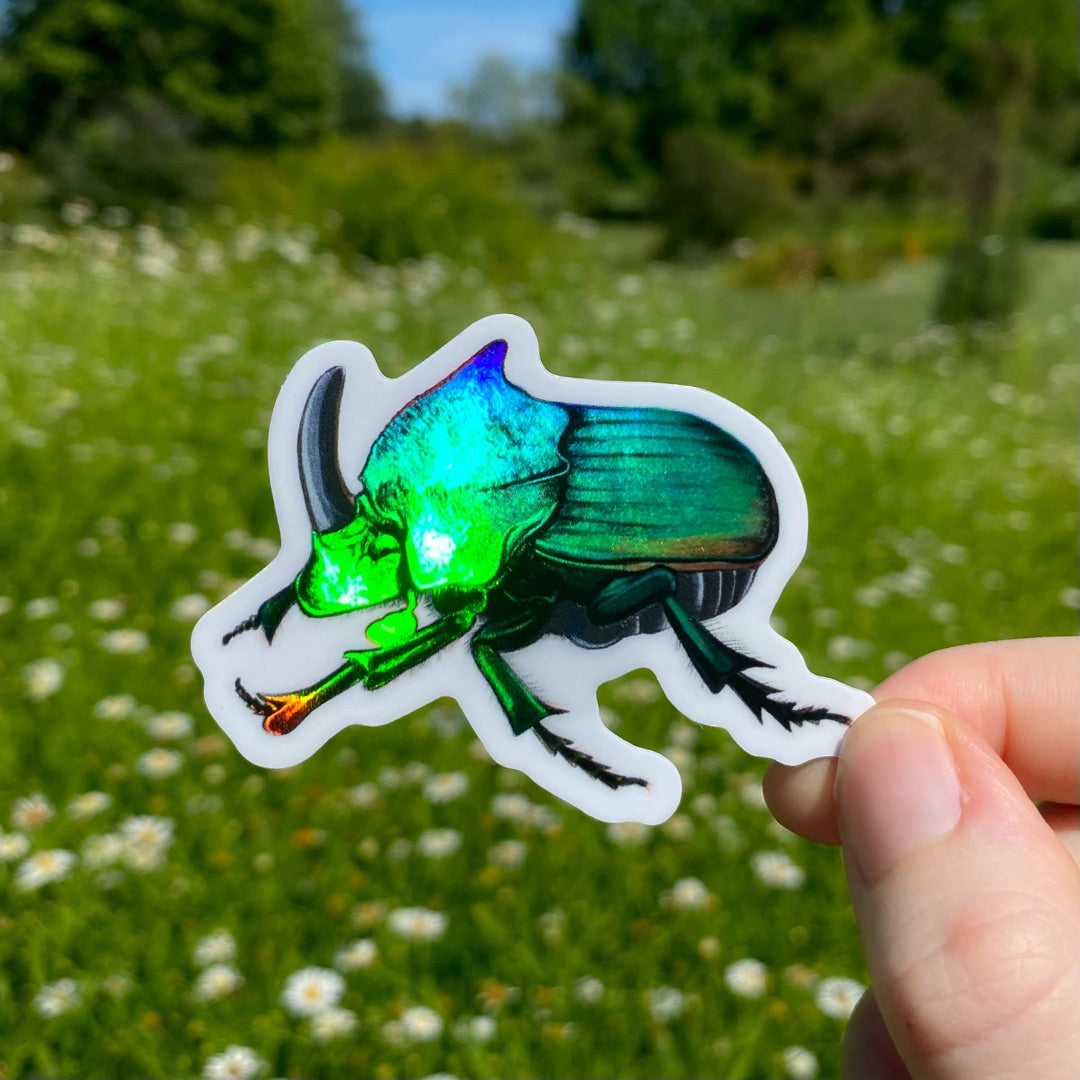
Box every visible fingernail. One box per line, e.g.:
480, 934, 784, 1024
836, 705, 962, 885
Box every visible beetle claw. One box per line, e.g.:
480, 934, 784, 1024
233, 678, 315, 735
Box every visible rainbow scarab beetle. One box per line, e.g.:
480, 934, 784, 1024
193, 315, 871, 822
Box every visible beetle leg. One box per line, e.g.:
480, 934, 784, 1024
660, 593, 849, 729
588, 567, 679, 624
236, 610, 477, 735
532, 722, 647, 790
359, 609, 477, 691
470, 607, 561, 735
470, 605, 648, 789
235, 654, 373, 735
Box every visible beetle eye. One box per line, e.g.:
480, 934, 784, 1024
371, 533, 401, 557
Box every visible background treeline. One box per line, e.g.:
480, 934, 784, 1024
0, 0, 1076, 309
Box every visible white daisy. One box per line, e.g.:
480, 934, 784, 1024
487, 839, 527, 868
783, 1045, 819, 1080
146, 711, 194, 741
93, 694, 138, 720
15, 849, 77, 891
0, 829, 30, 861
193, 929, 237, 967
454, 1014, 496, 1042
606, 821, 651, 847
100, 628, 149, 654
724, 958, 768, 999
22, 658, 64, 701
12, 792, 54, 829
24, 597, 60, 619
169, 593, 211, 621
33, 978, 81, 1017
398, 1005, 443, 1042
490, 793, 532, 823
334, 938, 378, 971
815, 976, 865, 1020
119, 815, 174, 867
280, 966, 345, 1017
574, 977, 604, 1005
347, 782, 380, 808
387, 906, 448, 942
88, 598, 126, 621
664, 876, 711, 911
416, 828, 461, 858
751, 850, 806, 889
310, 1006, 358, 1043
66, 791, 112, 820
168, 522, 200, 546
82, 832, 125, 869
647, 986, 685, 1023
136, 748, 183, 778
202, 1044, 265, 1080
193, 964, 244, 1001
422, 771, 468, 803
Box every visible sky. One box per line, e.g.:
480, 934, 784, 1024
357, 0, 578, 117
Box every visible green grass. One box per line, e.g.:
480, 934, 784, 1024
0, 219, 1076, 1079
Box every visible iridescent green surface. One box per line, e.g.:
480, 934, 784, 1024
361, 340, 570, 592
535, 405, 776, 567
296, 500, 402, 615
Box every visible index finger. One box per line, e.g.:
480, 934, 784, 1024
764, 637, 1079, 843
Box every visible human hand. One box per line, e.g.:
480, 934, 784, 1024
764, 638, 1079, 1079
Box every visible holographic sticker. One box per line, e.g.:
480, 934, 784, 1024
192, 315, 872, 824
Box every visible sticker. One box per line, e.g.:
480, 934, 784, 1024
192, 315, 872, 824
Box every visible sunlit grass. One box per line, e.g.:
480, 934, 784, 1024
0, 218, 1076, 1079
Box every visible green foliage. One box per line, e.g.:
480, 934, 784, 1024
657, 129, 785, 254
934, 230, 1026, 326
34, 93, 220, 213
562, 0, 868, 168
728, 232, 884, 288
217, 138, 549, 274
815, 70, 964, 204
0, 0, 382, 153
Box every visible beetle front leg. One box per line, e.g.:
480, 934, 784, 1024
236, 656, 373, 735
237, 610, 477, 735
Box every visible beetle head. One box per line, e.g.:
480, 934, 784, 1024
294, 366, 404, 617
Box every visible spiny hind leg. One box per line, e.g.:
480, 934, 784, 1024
589, 568, 845, 729
471, 608, 647, 790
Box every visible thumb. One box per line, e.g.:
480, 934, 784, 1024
836, 701, 1079, 1079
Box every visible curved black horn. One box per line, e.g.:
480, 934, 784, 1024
298, 366, 354, 533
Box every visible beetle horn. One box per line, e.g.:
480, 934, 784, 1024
298, 366, 354, 534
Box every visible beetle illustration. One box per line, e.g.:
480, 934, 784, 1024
212, 327, 859, 792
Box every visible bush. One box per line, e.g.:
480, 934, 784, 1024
35, 94, 219, 213
934, 230, 1026, 325
657, 129, 785, 256
218, 137, 547, 273
0, 150, 50, 223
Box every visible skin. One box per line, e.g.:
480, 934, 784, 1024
764, 637, 1079, 1079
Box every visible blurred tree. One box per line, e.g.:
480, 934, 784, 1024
868, 0, 1079, 322
449, 54, 556, 141
560, 0, 870, 174
0, 0, 384, 151
560, 0, 1078, 228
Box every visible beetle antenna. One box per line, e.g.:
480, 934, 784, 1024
223, 614, 259, 645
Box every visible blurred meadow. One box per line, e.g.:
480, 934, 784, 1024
0, 2, 1077, 1079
